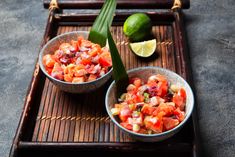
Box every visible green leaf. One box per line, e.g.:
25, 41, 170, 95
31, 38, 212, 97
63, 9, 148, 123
107, 27, 129, 97
88, 0, 116, 47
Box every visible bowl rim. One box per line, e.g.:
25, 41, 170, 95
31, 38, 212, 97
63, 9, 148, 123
39, 31, 113, 85
105, 66, 194, 137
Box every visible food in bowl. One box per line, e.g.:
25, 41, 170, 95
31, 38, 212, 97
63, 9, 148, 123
43, 36, 112, 83
110, 74, 186, 134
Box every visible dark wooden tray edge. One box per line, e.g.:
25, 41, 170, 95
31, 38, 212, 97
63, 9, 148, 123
9, 9, 59, 157
173, 9, 202, 157
43, 0, 190, 10
9, 8, 201, 157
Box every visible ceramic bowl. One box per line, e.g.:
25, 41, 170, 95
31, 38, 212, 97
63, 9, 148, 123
39, 31, 112, 93
105, 66, 194, 142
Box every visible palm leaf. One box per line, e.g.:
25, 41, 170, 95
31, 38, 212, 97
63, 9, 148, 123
88, 0, 117, 47
107, 28, 129, 97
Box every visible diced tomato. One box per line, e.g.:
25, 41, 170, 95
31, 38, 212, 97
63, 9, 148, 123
144, 116, 163, 133
43, 54, 55, 68
87, 64, 101, 74
149, 96, 165, 106
147, 74, 168, 97
74, 64, 84, 70
173, 95, 185, 111
64, 64, 75, 75
86, 65, 94, 73
46, 67, 53, 75
141, 104, 157, 115
120, 122, 133, 130
54, 50, 63, 60
74, 69, 87, 77
70, 57, 77, 63
152, 103, 175, 117
77, 36, 83, 47
174, 108, 185, 122
99, 57, 112, 67
131, 93, 144, 103
156, 81, 168, 97
100, 51, 112, 65
64, 74, 73, 82
155, 74, 167, 83
71, 40, 78, 52
134, 79, 142, 87
124, 93, 135, 104
163, 117, 179, 131
126, 84, 137, 93
137, 95, 144, 102
156, 111, 167, 119
51, 63, 64, 80
80, 58, 91, 65
88, 74, 97, 81
101, 47, 109, 53
147, 81, 158, 88
89, 44, 101, 57
172, 88, 186, 110
152, 120, 163, 133
59, 43, 75, 54
52, 63, 63, 72
59, 43, 71, 50
72, 77, 85, 83
115, 103, 124, 109
51, 71, 63, 80
173, 94, 183, 107
81, 39, 92, 48
115, 103, 129, 109
88, 49, 98, 57
129, 78, 142, 87
179, 88, 186, 100
119, 107, 132, 122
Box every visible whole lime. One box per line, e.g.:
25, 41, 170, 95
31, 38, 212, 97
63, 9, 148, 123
123, 13, 152, 42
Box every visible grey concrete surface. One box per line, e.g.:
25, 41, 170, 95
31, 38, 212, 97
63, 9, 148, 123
0, 0, 234, 157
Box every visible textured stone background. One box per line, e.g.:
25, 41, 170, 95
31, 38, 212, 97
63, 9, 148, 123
0, 0, 234, 157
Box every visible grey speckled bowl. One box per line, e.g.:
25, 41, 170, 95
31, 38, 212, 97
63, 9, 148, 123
105, 66, 194, 142
39, 31, 112, 93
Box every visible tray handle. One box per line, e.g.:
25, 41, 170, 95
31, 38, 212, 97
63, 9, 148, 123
49, 0, 59, 11
171, 0, 182, 10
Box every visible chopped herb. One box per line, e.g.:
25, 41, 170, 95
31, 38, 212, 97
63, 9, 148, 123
128, 104, 135, 110
144, 92, 150, 102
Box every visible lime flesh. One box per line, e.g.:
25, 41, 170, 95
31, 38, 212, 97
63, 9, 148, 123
129, 39, 156, 57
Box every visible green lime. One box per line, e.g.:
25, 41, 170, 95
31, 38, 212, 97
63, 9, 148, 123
129, 39, 156, 57
123, 13, 152, 42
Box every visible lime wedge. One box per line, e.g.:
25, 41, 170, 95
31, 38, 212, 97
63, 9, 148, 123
129, 39, 156, 57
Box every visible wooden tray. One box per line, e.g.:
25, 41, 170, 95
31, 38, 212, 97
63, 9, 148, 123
10, 1, 201, 157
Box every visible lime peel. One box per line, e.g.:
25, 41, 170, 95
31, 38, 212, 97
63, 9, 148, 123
123, 13, 152, 42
